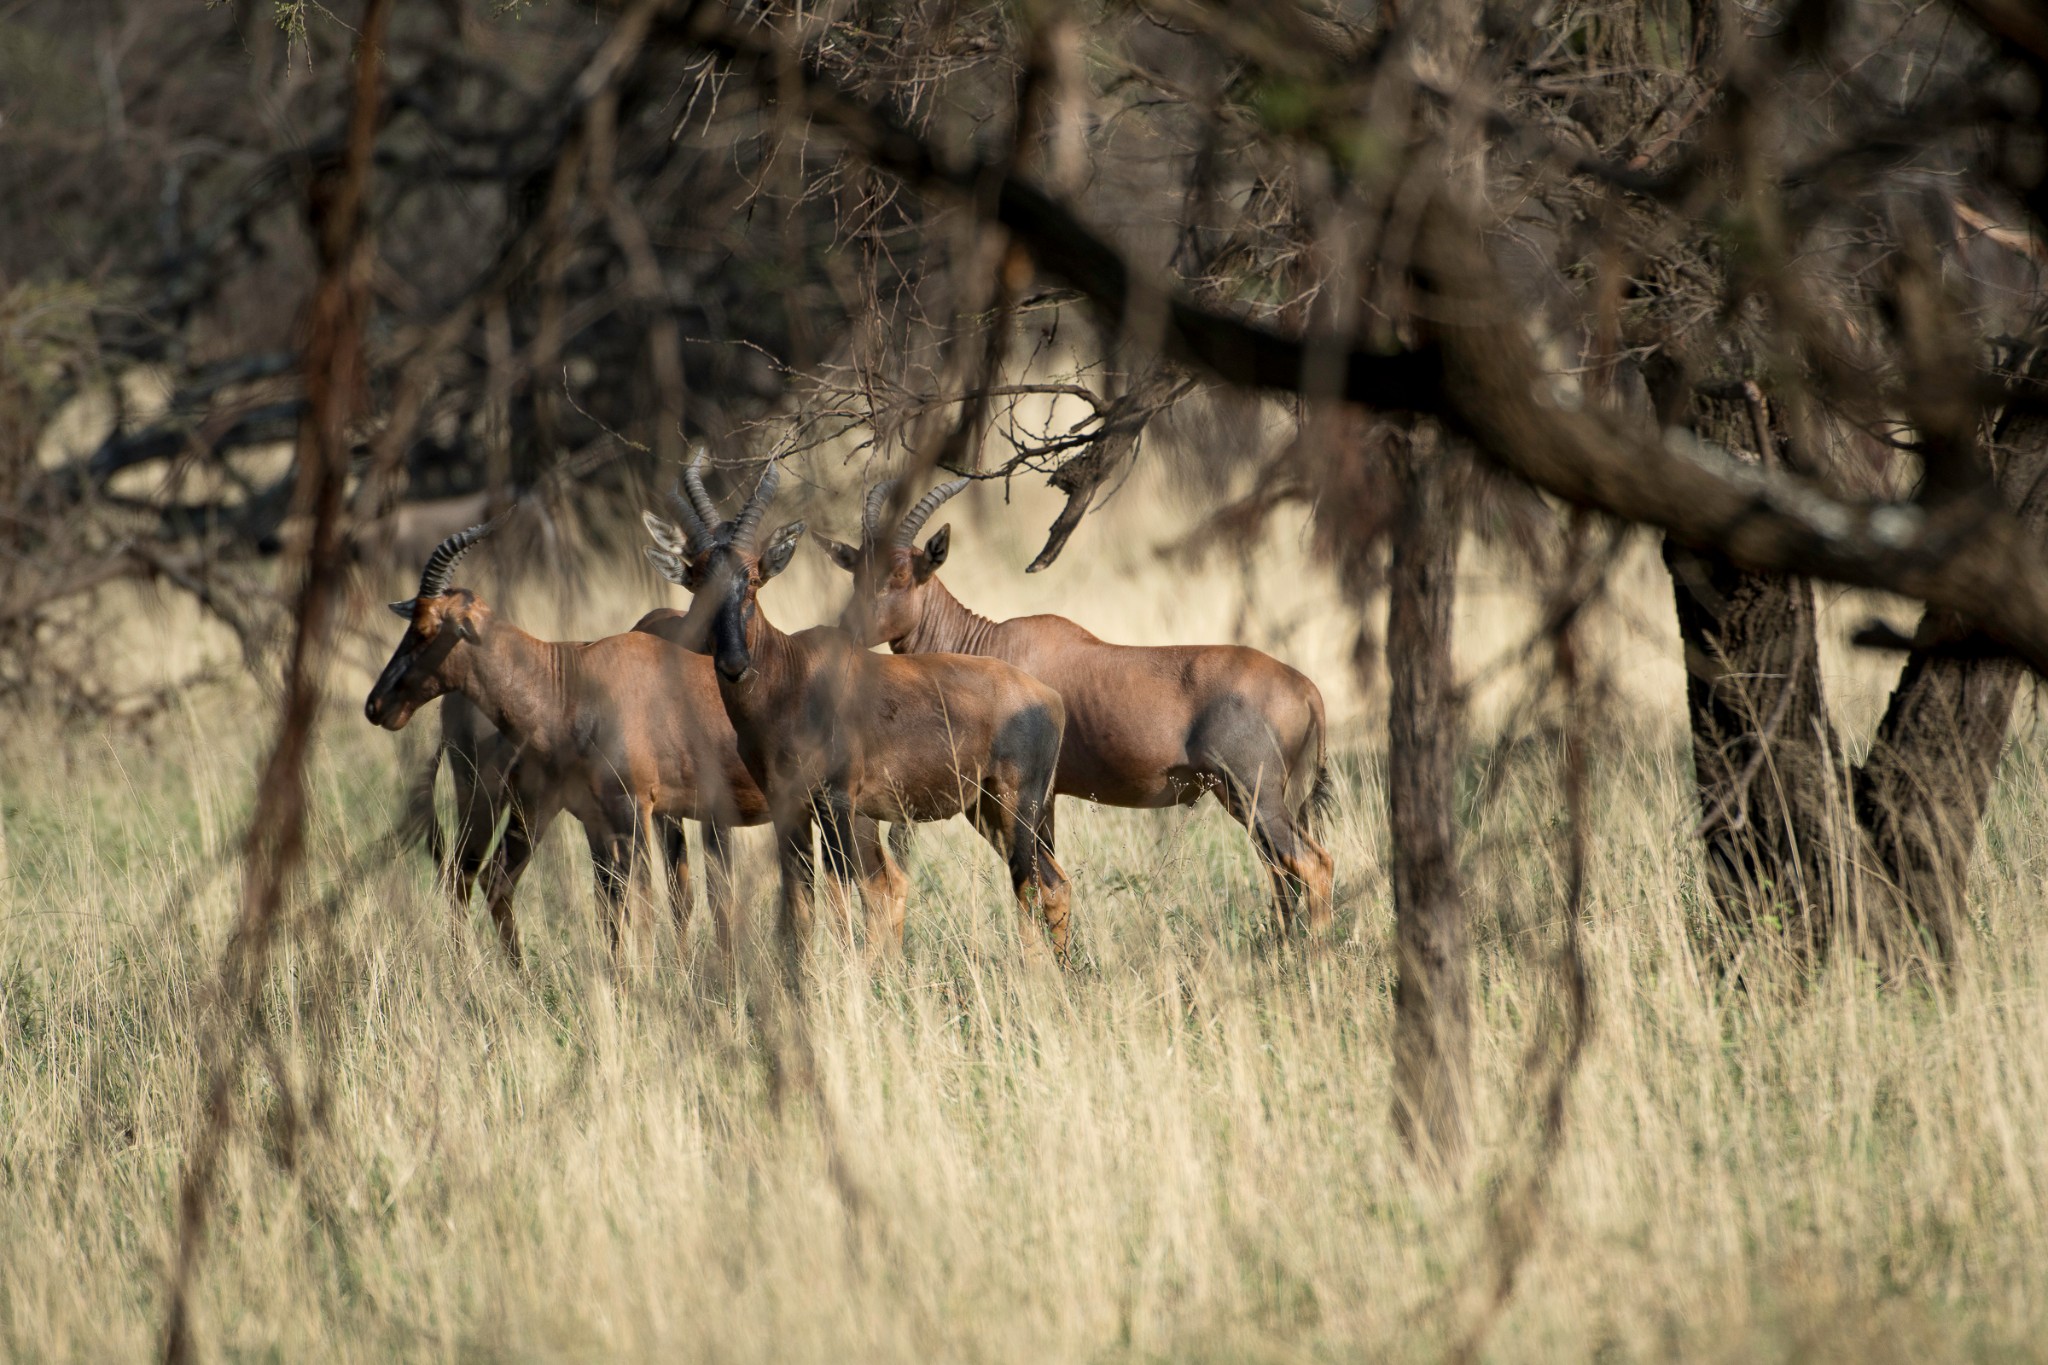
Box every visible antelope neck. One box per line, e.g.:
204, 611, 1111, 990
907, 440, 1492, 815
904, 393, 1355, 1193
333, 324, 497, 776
449, 623, 574, 746
895, 577, 999, 656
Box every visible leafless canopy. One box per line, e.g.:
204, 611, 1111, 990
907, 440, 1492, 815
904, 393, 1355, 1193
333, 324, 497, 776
2, 2, 2038, 1352
0, 2, 2043, 672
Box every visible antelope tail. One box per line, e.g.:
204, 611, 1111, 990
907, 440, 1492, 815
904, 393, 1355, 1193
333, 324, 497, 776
1306, 761, 1336, 832
401, 741, 448, 868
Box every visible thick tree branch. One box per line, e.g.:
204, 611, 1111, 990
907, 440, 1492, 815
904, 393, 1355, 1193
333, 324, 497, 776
671, 8, 2048, 677
667, 11, 1445, 410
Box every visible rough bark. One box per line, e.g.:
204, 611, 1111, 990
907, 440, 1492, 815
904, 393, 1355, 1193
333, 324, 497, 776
1386, 428, 1471, 1174
1851, 614, 2026, 957
1851, 404, 2048, 957
1665, 533, 1843, 951
1674, 384, 2048, 962
1663, 389, 1844, 949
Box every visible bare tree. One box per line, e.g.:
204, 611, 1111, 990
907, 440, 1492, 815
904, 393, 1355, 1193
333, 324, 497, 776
13, 3, 2048, 1344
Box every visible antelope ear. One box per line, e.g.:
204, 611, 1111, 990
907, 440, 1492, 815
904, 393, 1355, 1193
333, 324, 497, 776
387, 599, 416, 619
811, 531, 860, 572
642, 510, 687, 556
915, 524, 951, 581
760, 520, 806, 580
645, 545, 690, 587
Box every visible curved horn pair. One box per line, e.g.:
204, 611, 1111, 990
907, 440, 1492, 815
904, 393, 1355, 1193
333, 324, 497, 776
417, 516, 505, 599
663, 446, 721, 554
892, 477, 969, 548
661, 445, 784, 554
731, 458, 780, 552
860, 478, 899, 544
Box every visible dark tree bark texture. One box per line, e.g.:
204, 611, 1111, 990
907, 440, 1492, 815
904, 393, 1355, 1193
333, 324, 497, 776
1662, 391, 1845, 953
1672, 382, 2048, 963
1386, 427, 1472, 1173
1852, 399, 2048, 957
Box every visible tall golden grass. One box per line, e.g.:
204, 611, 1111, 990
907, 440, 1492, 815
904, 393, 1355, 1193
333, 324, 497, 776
3, 467, 2045, 1361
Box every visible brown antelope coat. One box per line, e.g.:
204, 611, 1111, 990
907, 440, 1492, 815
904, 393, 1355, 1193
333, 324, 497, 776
644, 454, 1071, 972
819, 479, 1335, 934
367, 524, 779, 963
402, 607, 773, 961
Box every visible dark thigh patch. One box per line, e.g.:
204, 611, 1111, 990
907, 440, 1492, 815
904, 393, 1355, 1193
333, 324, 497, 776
993, 702, 1063, 771
1187, 693, 1286, 793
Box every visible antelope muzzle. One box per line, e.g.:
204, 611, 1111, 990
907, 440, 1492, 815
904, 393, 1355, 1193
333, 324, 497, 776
364, 634, 444, 730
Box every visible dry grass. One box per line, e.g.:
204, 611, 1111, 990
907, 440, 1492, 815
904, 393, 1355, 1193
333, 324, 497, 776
4, 469, 2048, 1362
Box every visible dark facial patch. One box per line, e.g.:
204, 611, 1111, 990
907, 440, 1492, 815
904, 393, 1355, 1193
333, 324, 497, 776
701, 547, 759, 682
364, 610, 465, 729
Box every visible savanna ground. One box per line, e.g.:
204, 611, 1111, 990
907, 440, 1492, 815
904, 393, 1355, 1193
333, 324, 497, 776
5, 467, 2048, 1361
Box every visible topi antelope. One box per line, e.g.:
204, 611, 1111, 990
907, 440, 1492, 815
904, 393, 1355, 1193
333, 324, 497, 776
399, 606, 759, 957
817, 478, 1335, 937
644, 452, 1072, 972
367, 520, 818, 965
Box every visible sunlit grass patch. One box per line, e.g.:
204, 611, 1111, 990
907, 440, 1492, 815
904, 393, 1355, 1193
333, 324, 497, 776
5, 490, 2047, 1361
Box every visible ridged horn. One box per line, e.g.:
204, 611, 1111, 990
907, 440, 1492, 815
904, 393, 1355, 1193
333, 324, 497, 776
860, 479, 898, 545
416, 516, 504, 599
893, 478, 969, 548
731, 459, 781, 551
662, 481, 715, 555
679, 444, 722, 534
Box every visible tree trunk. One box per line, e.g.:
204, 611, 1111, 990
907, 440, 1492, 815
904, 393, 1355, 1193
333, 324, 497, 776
1386, 427, 1472, 1175
1664, 392, 1845, 954
1672, 386, 2048, 963
1850, 404, 2048, 958
1851, 615, 2026, 958
1664, 538, 1843, 952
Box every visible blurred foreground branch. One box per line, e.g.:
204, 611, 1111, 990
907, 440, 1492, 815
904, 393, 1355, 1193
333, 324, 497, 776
160, 2, 393, 1357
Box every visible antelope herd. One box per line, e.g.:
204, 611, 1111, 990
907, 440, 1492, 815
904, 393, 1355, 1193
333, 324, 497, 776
368, 447, 1334, 973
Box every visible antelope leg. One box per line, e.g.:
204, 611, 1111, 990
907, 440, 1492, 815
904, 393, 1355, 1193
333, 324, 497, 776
815, 792, 862, 952
1214, 778, 1334, 940
971, 787, 1058, 964
701, 819, 739, 969
588, 826, 633, 961
853, 816, 907, 960
1028, 800, 1071, 962
478, 815, 536, 967
661, 817, 693, 957
774, 811, 818, 988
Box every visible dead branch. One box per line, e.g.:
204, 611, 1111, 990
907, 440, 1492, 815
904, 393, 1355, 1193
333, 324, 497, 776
667, 9, 2048, 676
